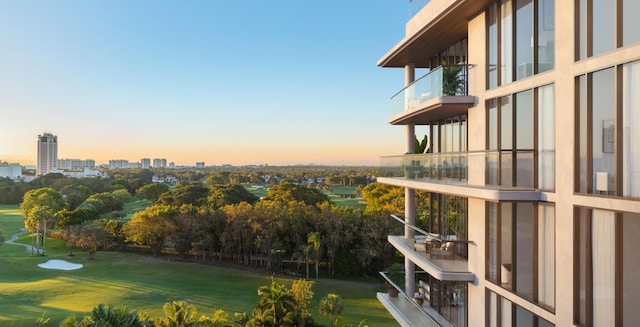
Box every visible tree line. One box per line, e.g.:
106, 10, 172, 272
19, 172, 403, 278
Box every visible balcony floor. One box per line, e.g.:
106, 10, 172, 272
377, 292, 443, 327
389, 235, 475, 282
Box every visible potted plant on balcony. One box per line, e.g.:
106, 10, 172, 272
415, 134, 429, 154
385, 263, 404, 297
442, 64, 465, 96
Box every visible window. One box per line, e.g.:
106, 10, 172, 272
487, 85, 554, 189
574, 208, 640, 326
487, 0, 555, 88
576, 60, 640, 198
487, 290, 555, 326
487, 202, 555, 309
538, 85, 555, 190
577, 0, 640, 60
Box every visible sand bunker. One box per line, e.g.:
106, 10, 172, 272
38, 260, 83, 271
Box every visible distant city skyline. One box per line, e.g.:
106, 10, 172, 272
0, 1, 409, 167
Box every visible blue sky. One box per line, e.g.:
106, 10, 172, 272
0, 1, 410, 166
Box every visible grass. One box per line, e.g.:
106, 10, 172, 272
0, 205, 395, 326
243, 184, 270, 199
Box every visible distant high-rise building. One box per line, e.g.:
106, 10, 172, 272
0, 161, 22, 179
196, 162, 205, 168
141, 158, 151, 169
153, 158, 167, 168
108, 160, 129, 169
37, 133, 57, 176
58, 159, 96, 169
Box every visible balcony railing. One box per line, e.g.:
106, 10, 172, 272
380, 151, 473, 182
380, 150, 536, 189
390, 65, 469, 116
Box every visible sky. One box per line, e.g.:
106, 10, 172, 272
0, 1, 411, 166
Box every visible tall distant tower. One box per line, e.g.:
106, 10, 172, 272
37, 133, 58, 176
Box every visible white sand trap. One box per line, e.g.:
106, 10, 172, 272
38, 260, 83, 271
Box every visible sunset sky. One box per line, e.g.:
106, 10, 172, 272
0, 1, 411, 166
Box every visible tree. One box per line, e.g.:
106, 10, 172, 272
78, 222, 110, 259
307, 232, 321, 280
156, 300, 199, 327
136, 183, 170, 202
290, 279, 314, 327
264, 182, 330, 208
61, 304, 149, 327
21, 188, 66, 253
60, 184, 92, 210
319, 294, 344, 327
60, 225, 82, 256
21, 187, 65, 215
26, 205, 55, 255
199, 309, 231, 327
207, 184, 259, 209
254, 279, 296, 327
123, 205, 174, 256
157, 183, 210, 207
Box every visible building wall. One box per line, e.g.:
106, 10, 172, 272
0, 163, 22, 179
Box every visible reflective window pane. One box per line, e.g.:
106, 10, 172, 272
515, 0, 533, 79
538, 0, 555, 72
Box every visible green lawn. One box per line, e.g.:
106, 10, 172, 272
0, 205, 394, 326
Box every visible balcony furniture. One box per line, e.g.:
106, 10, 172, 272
429, 241, 456, 260
414, 234, 442, 252
418, 280, 430, 303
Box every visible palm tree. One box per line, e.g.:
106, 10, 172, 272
319, 294, 344, 327
156, 300, 198, 327
307, 232, 321, 280
28, 206, 54, 255
254, 279, 296, 326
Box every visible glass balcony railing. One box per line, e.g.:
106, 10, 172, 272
390, 64, 469, 116
380, 151, 472, 182
380, 150, 537, 189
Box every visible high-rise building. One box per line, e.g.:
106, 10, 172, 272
141, 158, 151, 169
108, 160, 129, 169
153, 158, 167, 168
58, 159, 96, 169
37, 133, 57, 176
196, 162, 205, 168
376, 1, 640, 326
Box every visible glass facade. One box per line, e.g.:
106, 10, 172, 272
487, 0, 555, 88
487, 85, 553, 189
487, 202, 555, 310
487, 290, 555, 326
578, 0, 640, 60
574, 208, 640, 326
576, 60, 640, 198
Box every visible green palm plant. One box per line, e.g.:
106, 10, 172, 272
319, 294, 344, 327
254, 279, 296, 327
156, 301, 199, 327
307, 232, 321, 280
442, 64, 465, 96
414, 135, 429, 154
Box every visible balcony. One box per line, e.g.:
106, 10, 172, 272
378, 271, 442, 327
389, 65, 474, 125
387, 214, 473, 282
379, 151, 543, 202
